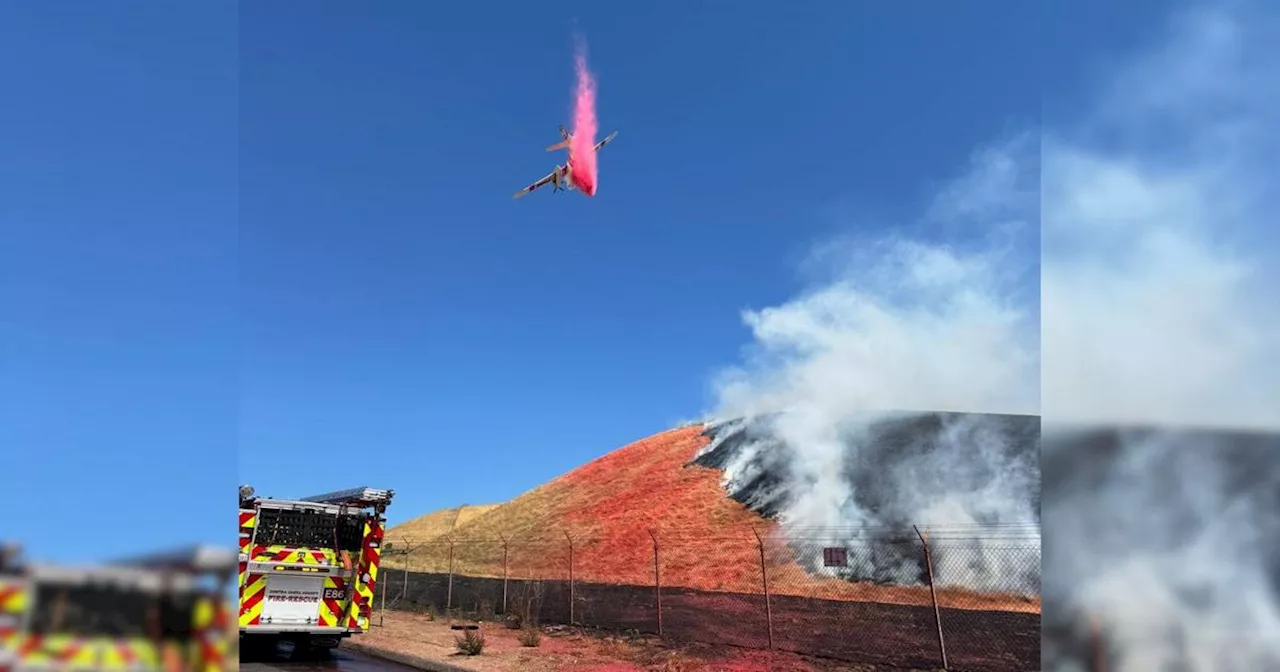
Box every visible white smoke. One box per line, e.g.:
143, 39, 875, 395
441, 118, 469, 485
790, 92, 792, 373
1040, 2, 1280, 670
704, 8, 1280, 657
705, 131, 1042, 593
712, 204, 1041, 421
1042, 5, 1280, 429
710, 128, 1040, 425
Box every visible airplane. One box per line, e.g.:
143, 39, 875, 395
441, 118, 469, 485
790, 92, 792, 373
512, 125, 619, 199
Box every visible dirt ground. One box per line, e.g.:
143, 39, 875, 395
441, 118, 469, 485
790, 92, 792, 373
357, 612, 943, 672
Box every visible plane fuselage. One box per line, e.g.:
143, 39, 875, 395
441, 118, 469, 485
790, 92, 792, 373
556, 162, 577, 191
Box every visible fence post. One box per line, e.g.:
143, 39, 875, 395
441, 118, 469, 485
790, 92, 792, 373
379, 562, 388, 627
914, 525, 948, 670
751, 527, 773, 649
500, 533, 510, 616
401, 556, 409, 603
446, 537, 456, 623
564, 531, 575, 625
400, 537, 410, 603
647, 528, 662, 639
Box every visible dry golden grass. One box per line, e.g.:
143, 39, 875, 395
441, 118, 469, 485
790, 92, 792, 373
456, 504, 501, 527
387, 503, 503, 544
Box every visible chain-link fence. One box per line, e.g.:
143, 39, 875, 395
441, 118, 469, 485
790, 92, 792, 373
377, 525, 1040, 672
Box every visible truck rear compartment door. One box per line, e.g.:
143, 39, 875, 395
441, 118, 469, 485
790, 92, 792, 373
259, 574, 326, 626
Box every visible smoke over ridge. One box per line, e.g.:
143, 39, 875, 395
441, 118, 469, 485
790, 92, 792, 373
692, 411, 1040, 595
699, 119, 1042, 595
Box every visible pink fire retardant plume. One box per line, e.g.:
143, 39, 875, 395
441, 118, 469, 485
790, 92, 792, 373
569, 43, 599, 196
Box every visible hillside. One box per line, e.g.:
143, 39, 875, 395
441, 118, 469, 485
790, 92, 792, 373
387, 426, 770, 589
386, 418, 1041, 613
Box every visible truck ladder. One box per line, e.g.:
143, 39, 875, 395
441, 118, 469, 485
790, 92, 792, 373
297, 487, 394, 508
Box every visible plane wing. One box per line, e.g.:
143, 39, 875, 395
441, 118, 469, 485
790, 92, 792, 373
513, 169, 557, 199
594, 130, 618, 152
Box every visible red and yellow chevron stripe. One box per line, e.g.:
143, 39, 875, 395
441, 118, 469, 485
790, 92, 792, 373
0, 579, 26, 651
0, 580, 26, 614
98, 638, 161, 670
238, 509, 257, 555
193, 597, 230, 672
238, 572, 266, 627
249, 545, 337, 566
16, 634, 96, 668
346, 518, 385, 632
318, 576, 347, 627
4, 595, 166, 670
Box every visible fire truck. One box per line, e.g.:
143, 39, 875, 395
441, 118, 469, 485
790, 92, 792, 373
1, 544, 25, 671
237, 485, 391, 652
0, 543, 235, 672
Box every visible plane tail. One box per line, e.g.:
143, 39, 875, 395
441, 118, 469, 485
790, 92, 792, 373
546, 125, 572, 152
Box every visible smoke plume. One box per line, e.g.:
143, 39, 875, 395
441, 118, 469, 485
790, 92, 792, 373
1041, 2, 1280, 670
569, 37, 598, 196
694, 412, 1041, 595
702, 127, 1042, 592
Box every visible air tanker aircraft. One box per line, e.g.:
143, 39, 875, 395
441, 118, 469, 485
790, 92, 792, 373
512, 125, 619, 199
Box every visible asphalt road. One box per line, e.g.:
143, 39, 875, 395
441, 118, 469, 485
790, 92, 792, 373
239, 642, 422, 672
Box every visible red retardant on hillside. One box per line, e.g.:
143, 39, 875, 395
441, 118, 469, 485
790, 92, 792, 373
391, 426, 1038, 614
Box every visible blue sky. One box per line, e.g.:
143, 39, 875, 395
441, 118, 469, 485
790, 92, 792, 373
2, 1, 1179, 562
1, 3, 236, 563
237, 1, 1046, 530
